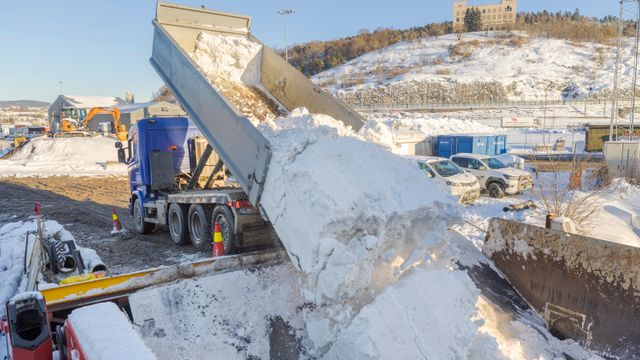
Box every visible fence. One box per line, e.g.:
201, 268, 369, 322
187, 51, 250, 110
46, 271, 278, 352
350, 98, 634, 112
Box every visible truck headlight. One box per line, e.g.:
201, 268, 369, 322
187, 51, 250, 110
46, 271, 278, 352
504, 175, 519, 180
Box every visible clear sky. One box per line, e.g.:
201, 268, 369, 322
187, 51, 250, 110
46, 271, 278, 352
0, 0, 617, 103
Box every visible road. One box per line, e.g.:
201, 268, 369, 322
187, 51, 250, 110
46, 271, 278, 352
0, 176, 203, 274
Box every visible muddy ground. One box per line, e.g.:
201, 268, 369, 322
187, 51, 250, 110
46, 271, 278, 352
0, 176, 203, 274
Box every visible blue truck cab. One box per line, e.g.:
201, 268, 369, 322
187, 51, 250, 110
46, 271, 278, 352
116, 117, 275, 254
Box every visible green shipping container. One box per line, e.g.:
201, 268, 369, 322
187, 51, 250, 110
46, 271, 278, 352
585, 125, 640, 152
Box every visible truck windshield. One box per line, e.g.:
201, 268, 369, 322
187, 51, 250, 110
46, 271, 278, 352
431, 160, 462, 177
486, 157, 507, 169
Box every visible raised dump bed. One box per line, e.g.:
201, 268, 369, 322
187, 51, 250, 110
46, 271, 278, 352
150, 2, 364, 205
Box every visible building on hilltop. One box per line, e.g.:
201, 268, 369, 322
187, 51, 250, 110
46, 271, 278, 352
453, 0, 516, 32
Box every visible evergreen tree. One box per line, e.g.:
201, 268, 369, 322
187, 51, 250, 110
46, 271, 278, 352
464, 7, 483, 32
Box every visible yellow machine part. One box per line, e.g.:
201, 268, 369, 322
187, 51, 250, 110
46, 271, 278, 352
40, 270, 149, 305
13, 136, 27, 148
59, 272, 106, 285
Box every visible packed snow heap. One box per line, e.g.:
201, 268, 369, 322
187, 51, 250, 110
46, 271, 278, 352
0, 136, 126, 177
175, 32, 597, 358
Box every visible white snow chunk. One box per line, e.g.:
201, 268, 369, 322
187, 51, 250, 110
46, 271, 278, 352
68, 302, 156, 360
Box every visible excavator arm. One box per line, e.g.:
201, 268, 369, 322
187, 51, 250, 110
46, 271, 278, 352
81, 107, 121, 129
60, 107, 127, 140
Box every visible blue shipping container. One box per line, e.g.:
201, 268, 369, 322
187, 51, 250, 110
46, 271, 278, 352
494, 135, 508, 155
436, 134, 507, 157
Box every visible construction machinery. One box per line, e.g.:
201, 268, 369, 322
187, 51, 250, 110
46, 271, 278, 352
484, 218, 640, 358
149, 2, 364, 208
1, 201, 287, 360
116, 116, 277, 253
113, 2, 364, 251
58, 107, 127, 141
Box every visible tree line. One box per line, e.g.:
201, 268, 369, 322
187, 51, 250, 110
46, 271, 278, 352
280, 10, 625, 78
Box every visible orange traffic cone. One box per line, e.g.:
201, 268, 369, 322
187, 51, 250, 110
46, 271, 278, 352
213, 222, 225, 257
111, 208, 124, 234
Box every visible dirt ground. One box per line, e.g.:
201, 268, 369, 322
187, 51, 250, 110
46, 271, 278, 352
0, 176, 202, 274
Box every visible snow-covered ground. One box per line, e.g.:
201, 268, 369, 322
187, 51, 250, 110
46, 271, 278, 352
313, 32, 637, 102
0, 136, 127, 177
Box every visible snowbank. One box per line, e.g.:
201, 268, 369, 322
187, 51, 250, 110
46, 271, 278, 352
0, 136, 126, 177
360, 112, 500, 150
68, 302, 156, 360
258, 109, 458, 348
314, 32, 637, 101
589, 182, 640, 247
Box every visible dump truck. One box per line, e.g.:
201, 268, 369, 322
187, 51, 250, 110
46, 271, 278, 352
116, 116, 278, 253
116, 2, 364, 251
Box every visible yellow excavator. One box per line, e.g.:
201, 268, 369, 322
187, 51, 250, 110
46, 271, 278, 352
60, 107, 127, 141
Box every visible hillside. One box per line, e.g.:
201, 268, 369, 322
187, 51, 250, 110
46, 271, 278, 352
0, 100, 49, 108
313, 32, 635, 104
287, 11, 616, 78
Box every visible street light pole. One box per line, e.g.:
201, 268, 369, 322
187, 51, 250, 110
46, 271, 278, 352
277, 9, 295, 63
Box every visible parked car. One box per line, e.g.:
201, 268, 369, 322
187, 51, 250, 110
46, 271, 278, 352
450, 153, 533, 198
413, 156, 481, 203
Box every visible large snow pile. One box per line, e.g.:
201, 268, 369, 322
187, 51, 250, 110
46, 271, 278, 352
361, 112, 501, 149
130, 264, 306, 359
68, 302, 157, 360
192, 32, 285, 123
185, 32, 599, 358
313, 32, 636, 101
0, 136, 126, 177
258, 109, 458, 349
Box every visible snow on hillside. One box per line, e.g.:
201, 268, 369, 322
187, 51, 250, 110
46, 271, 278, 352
0, 136, 126, 177
313, 32, 636, 103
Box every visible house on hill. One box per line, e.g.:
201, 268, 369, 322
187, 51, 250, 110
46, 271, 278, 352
453, 0, 517, 32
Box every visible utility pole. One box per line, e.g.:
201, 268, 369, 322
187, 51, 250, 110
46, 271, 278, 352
630, 0, 640, 139
277, 9, 295, 63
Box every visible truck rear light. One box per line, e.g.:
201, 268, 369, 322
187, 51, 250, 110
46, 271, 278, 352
229, 200, 252, 209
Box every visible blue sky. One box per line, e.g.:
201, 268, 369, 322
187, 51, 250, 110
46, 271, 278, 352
0, 1, 616, 102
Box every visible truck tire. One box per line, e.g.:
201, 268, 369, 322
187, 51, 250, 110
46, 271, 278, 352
487, 182, 505, 199
188, 204, 212, 251
168, 203, 189, 245
212, 206, 236, 255
133, 199, 154, 234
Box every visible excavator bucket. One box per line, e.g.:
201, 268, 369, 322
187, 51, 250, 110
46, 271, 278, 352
483, 218, 640, 359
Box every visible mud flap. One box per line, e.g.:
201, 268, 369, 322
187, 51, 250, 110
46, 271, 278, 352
483, 218, 640, 359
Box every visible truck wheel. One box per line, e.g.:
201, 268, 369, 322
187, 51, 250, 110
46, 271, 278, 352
133, 199, 154, 234
168, 203, 189, 245
212, 206, 236, 255
487, 182, 505, 199
188, 204, 212, 251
